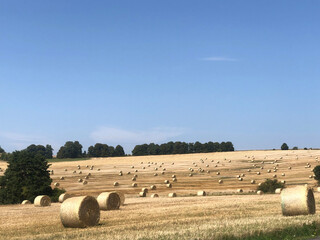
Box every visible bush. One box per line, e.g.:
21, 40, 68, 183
292, 146, 298, 150
281, 143, 289, 150
257, 179, 285, 193
50, 188, 66, 202
313, 166, 320, 185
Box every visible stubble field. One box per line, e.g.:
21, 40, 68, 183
0, 149, 319, 240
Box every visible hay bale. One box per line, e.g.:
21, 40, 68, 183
251, 180, 256, 184
172, 178, 177, 182
237, 189, 243, 193
142, 188, 148, 193
60, 177, 65, 180
257, 172, 261, 175
78, 179, 83, 183
168, 193, 176, 197
216, 172, 220, 175
218, 179, 223, 184
139, 192, 146, 197
59, 193, 72, 203
54, 182, 60, 187
275, 188, 282, 194
97, 192, 120, 210
288, 167, 292, 170
150, 185, 156, 190
151, 194, 159, 198
281, 185, 315, 216
189, 173, 193, 177
166, 183, 172, 188
132, 177, 136, 181
257, 190, 263, 195
267, 169, 271, 173
164, 180, 169, 184
114, 182, 119, 186
114, 191, 125, 205
83, 180, 88, 185
282, 173, 285, 176
119, 173, 123, 176
172, 174, 176, 178
273, 174, 277, 178
60, 196, 100, 228
21, 200, 31, 205
197, 191, 206, 196
238, 177, 243, 181
34, 195, 51, 207
154, 173, 158, 176
132, 183, 137, 187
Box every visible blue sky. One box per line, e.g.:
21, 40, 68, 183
0, 1, 319, 153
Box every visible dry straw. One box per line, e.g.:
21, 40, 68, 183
168, 193, 177, 197
59, 193, 72, 203
60, 196, 100, 228
21, 200, 31, 205
34, 195, 51, 207
197, 191, 206, 196
281, 185, 316, 216
97, 192, 120, 210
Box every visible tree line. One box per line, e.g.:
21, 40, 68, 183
132, 141, 234, 156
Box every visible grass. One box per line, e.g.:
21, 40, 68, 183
48, 157, 90, 163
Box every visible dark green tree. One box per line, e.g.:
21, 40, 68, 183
0, 146, 5, 153
257, 179, 285, 193
114, 145, 125, 156
25, 144, 53, 159
0, 150, 52, 204
281, 143, 289, 150
292, 146, 298, 150
57, 141, 83, 158
313, 166, 320, 185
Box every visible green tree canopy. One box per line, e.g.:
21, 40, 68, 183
281, 143, 289, 150
57, 141, 83, 158
0, 146, 5, 154
0, 150, 52, 204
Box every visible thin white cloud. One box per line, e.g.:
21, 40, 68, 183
90, 127, 184, 145
201, 57, 238, 62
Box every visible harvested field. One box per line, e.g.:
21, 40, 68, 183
0, 149, 320, 239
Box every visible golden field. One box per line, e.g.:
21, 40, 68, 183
0, 149, 320, 239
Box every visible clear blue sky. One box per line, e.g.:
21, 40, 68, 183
0, 1, 319, 153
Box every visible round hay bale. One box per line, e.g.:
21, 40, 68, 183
97, 192, 120, 210
161, 171, 165, 175
288, 167, 292, 170
267, 169, 271, 173
282, 173, 285, 176
139, 192, 146, 197
64, 169, 67, 171
247, 169, 251, 172
83, 180, 88, 185
237, 189, 243, 193
218, 179, 223, 184
273, 174, 277, 178
54, 182, 60, 187
317, 187, 320, 192
127, 172, 131, 175
60, 177, 65, 180
132, 177, 136, 181
154, 173, 158, 176
142, 188, 148, 193
135, 169, 138, 172
164, 180, 169, 184
251, 180, 256, 184
197, 191, 206, 196
78, 179, 83, 183
281, 185, 315, 216
172, 178, 177, 182
60, 196, 100, 228
151, 194, 159, 198
84, 176, 89, 180
79, 171, 82, 174
172, 174, 176, 178
21, 200, 31, 205
114, 182, 119, 186
119, 173, 123, 176
150, 185, 156, 190
166, 183, 172, 188
168, 193, 176, 198
132, 183, 137, 187
281, 180, 286, 184
59, 193, 72, 203
238, 177, 243, 181
87, 173, 91, 176
257, 190, 263, 195
216, 172, 220, 175
34, 195, 51, 207
189, 173, 193, 177
257, 172, 261, 175
114, 192, 125, 205
275, 188, 282, 194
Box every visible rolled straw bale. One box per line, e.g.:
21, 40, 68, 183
281, 185, 315, 216
78, 179, 83, 183
119, 173, 123, 176
281, 180, 286, 184
267, 169, 271, 173
151, 194, 159, 198
87, 173, 91, 176
257, 172, 261, 175
164, 180, 169, 184
34, 195, 51, 207
60, 196, 100, 228
172, 175, 176, 178
317, 187, 320, 192
216, 172, 220, 175
60, 177, 65, 180
139, 192, 146, 197
166, 183, 172, 188
282, 173, 285, 176
197, 191, 206, 196
172, 178, 177, 182
288, 167, 292, 170
22, 200, 31, 205
54, 182, 60, 187
161, 171, 165, 175
150, 185, 156, 190
189, 173, 193, 177
97, 192, 120, 210
132, 177, 136, 181
114, 182, 119, 186
251, 180, 256, 184
83, 180, 87, 185
154, 173, 158, 176
218, 180, 223, 184
238, 178, 243, 181
113, 192, 125, 205
132, 183, 137, 187
142, 188, 148, 193
59, 193, 72, 203
257, 190, 263, 195
275, 188, 282, 194
168, 193, 177, 198
237, 189, 243, 193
